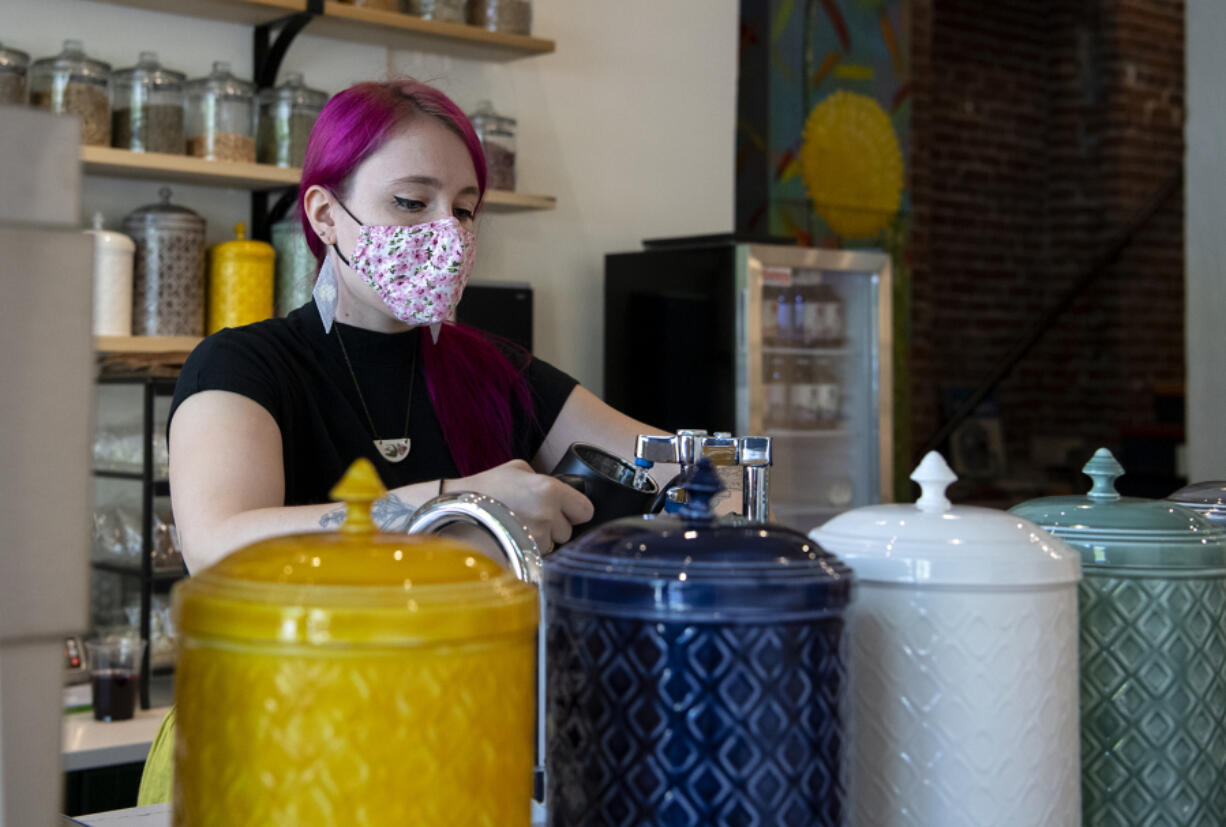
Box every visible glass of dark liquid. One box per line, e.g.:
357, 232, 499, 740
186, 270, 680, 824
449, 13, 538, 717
85, 637, 144, 722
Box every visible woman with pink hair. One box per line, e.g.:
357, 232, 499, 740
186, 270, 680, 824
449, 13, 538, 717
167, 79, 664, 572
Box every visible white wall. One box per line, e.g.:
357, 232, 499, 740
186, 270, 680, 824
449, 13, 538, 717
6, 0, 738, 392
1186, 0, 1226, 480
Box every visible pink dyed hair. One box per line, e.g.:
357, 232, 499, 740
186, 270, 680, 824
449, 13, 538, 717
299, 80, 534, 477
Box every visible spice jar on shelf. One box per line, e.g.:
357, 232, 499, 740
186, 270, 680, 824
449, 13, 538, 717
256, 72, 327, 169
111, 51, 186, 155
28, 40, 111, 146
470, 0, 532, 34
468, 100, 516, 191
344, 0, 400, 9
123, 187, 206, 337
0, 43, 29, 106
185, 62, 255, 163
404, 0, 468, 23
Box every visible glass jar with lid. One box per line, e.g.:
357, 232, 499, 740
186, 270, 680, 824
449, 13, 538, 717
185, 62, 255, 163
0, 43, 29, 106
256, 72, 327, 168
28, 39, 111, 146
404, 0, 468, 23
111, 51, 186, 155
470, 0, 532, 35
468, 100, 516, 191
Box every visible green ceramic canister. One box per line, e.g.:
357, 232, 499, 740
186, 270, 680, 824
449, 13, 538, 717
1011, 448, 1226, 826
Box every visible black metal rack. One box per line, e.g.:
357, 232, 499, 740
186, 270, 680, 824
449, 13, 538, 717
91, 376, 184, 710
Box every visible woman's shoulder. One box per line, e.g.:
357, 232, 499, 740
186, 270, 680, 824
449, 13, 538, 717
171, 305, 321, 424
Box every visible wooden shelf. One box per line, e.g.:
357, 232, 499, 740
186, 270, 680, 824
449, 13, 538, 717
82, 146, 299, 190
85, 0, 555, 60
95, 336, 202, 355
313, 2, 555, 60
84, 146, 555, 209
85, 0, 302, 24
483, 190, 557, 212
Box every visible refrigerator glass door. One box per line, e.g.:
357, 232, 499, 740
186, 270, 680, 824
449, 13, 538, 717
738, 245, 892, 531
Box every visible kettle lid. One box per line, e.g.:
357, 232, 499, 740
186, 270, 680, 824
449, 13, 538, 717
542, 460, 853, 623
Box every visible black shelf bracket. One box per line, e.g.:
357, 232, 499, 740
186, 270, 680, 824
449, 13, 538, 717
250, 0, 321, 241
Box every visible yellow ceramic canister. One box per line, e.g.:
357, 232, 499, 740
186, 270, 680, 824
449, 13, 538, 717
206, 221, 274, 334
171, 460, 539, 826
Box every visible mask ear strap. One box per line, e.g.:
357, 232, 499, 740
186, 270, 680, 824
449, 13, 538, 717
331, 242, 352, 268
330, 191, 365, 227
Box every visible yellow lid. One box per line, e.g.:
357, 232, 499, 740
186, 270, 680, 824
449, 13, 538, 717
210, 222, 275, 261
174, 460, 538, 646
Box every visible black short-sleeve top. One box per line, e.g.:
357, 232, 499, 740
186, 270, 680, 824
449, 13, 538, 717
169, 301, 579, 506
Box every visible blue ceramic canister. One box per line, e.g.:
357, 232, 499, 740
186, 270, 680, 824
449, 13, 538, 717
542, 460, 854, 827
1012, 449, 1226, 826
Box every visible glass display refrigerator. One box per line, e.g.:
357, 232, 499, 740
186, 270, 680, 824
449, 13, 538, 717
604, 236, 894, 530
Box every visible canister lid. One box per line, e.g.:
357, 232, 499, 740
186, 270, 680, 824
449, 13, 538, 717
1167, 480, 1226, 525
542, 460, 852, 623
0, 43, 29, 74
1010, 448, 1226, 570
30, 39, 109, 85
85, 212, 135, 252
258, 71, 328, 109
211, 222, 274, 260
811, 452, 1081, 587
185, 61, 254, 101
469, 100, 516, 132
122, 187, 205, 233
111, 51, 185, 90
174, 460, 539, 646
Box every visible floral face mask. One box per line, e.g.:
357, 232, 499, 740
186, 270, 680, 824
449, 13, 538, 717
330, 195, 476, 341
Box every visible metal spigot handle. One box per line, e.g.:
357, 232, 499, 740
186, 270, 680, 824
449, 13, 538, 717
406, 491, 543, 583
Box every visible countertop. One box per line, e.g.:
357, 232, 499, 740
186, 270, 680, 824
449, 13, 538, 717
62, 706, 170, 772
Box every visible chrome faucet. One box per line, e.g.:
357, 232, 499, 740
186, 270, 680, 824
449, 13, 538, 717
635, 429, 773, 521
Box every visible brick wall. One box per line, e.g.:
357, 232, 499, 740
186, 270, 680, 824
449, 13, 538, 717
909, 0, 1185, 496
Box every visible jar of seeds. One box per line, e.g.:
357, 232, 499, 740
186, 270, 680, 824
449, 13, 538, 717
256, 72, 327, 168
468, 100, 516, 191
185, 62, 256, 163
0, 43, 29, 106
111, 52, 186, 154
404, 0, 468, 23
28, 40, 111, 146
470, 0, 531, 35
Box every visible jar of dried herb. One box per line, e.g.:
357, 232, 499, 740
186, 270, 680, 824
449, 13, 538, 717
470, 0, 532, 35
468, 100, 516, 191
256, 72, 327, 169
111, 52, 186, 155
28, 40, 111, 146
0, 43, 29, 106
185, 62, 256, 163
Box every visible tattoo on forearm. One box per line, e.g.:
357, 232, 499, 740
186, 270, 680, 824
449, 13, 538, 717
372, 493, 417, 532
320, 493, 417, 532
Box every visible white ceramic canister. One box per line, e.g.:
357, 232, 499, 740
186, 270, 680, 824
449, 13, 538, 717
810, 452, 1082, 827
85, 212, 134, 336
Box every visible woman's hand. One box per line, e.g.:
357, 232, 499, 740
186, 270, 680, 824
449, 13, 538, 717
446, 459, 594, 552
